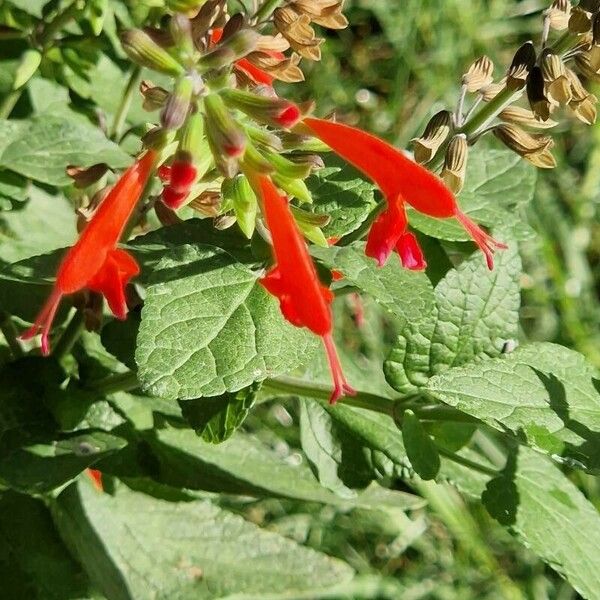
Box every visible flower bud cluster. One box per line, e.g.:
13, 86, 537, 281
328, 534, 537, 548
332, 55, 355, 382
114, 0, 348, 241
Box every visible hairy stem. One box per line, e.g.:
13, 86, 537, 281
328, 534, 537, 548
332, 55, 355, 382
254, 0, 285, 23
263, 375, 396, 416
111, 66, 142, 141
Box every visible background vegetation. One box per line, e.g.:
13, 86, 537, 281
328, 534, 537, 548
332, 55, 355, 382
1, 0, 600, 598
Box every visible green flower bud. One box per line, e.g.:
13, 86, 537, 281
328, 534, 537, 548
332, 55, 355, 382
222, 175, 257, 239
204, 93, 247, 158
265, 151, 312, 179
290, 206, 329, 247
221, 88, 301, 129
170, 13, 195, 60
199, 30, 259, 71
161, 76, 194, 130
121, 29, 185, 76
272, 173, 312, 204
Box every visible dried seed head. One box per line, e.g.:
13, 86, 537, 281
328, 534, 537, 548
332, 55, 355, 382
410, 110, 451, 164
480, 79, 506, 101
526, 66, 552, 121
273, 6, 323, 61
542, 51, 572, 105
441, 134, 468, 194
579, 0, 600, 12
499, 106, 558, 129
140, 80, 170, 111
493, 123, 556, 168
189, 190, 221, 216
546, 0, 571, 31
191, 0, 227, 48
569, 7, 593, 35
507, 42, 536, 90
462, 56, 494, 93
291, 0, 348, 29
566, 69, 598, 123
66, 163, 110, 188
247, 51, 305, 83
214, 214, 237, 230
575, 51, 600, 80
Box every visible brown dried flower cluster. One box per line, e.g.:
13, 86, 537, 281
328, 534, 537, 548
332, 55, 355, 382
411, 0, 600, 187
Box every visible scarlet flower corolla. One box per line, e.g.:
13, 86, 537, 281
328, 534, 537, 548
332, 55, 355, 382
303, 117, 507, 270
21, 150, 157, 355
256, 175, 355, 404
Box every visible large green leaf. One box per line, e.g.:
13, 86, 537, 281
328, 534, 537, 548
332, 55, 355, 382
385, 239, 521, 393
52, 478, 355, 600
148, 426, 423, 510
0, 492, 95, 600
135, 244, 319, 399
483, 446, 600, 599
427, 343, 600, 473
408, 148, 537, 241
311, 242, 435, 328
0, 112, 130, 186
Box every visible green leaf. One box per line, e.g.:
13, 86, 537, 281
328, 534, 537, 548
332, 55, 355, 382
307, 157, 377, 239
0, 112, 130, 186
401, 410, 440, 480
427, 343, 600, 474
53, 478, 355, 600
385, 239, 521, 394
0, 492, 94, 600
7, 0, 48, 17
408, 148, 536, 241
483, 446, 600, 599
299, 398, 375, 496
311, 242, 435, 328
135, 244, 319, 399
0, 186, 76, 263
148, 426, 423, 510
179, 383, 258, 444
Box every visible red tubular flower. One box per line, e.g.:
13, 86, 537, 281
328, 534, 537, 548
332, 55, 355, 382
303, 117, 507, 270
256, 175, 355, 404
21, 150, 157, 355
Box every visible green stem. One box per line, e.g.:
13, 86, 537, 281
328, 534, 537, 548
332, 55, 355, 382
263, 376, 396, 416
0, 311, 23, 358
88, 370, 140, 395
110, 66, 142, 141
0, 89, 23, 119
38, 0, 84, 48
254, 0, 285, 22
437, 446, 499, 477
52, 310, 85, 359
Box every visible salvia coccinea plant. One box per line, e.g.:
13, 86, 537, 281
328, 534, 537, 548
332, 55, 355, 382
3, 1, 600, 598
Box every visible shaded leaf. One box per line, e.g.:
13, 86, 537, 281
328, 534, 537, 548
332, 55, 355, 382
401, 410, 440, 480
